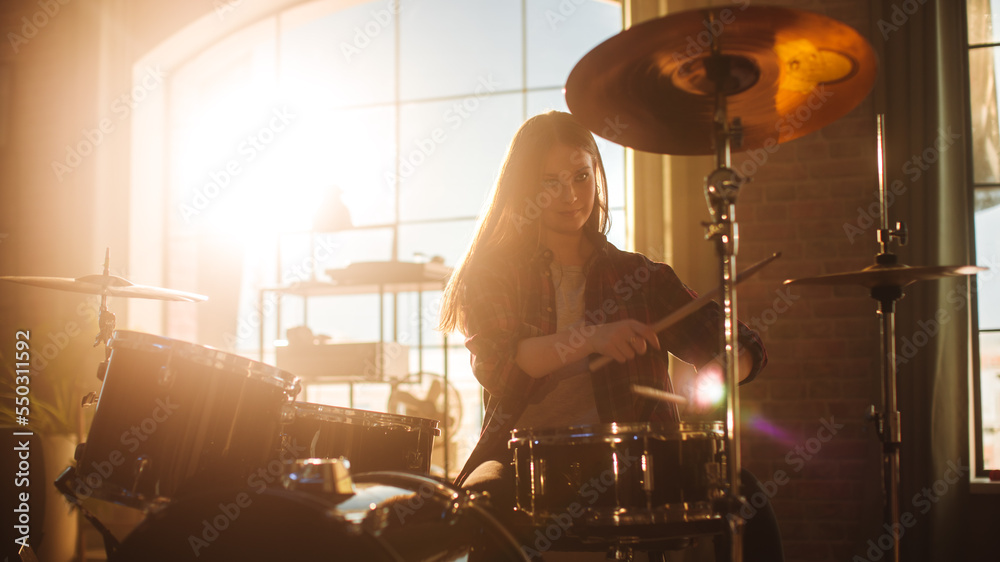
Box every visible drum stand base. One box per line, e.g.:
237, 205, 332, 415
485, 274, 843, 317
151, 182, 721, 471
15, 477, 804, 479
54, 467, 120, 559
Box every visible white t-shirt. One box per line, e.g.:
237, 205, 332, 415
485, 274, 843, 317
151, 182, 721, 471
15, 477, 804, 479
516, 263, 601, 429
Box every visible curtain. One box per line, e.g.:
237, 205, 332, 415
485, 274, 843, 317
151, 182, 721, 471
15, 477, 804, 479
879, 1, 973, 560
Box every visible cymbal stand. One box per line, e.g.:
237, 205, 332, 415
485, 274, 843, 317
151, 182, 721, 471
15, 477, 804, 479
93, 248, 117, 353
866, 115, 908, 562
701, 36, 747, 562
92, 249, 117, 388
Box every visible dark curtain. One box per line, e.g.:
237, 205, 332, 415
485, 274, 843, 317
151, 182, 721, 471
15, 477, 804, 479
877, 0, 973, 560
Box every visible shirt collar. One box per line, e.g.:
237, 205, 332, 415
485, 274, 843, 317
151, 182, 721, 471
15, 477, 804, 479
526, 230, 611, 267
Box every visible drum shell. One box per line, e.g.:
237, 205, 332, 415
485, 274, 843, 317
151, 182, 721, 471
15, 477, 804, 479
281, 402, 440, 474
76, 331, 297, 509
510, 422, 726, 528
111, 473, 520, 562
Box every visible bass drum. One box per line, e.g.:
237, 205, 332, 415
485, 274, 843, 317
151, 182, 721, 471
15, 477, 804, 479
75, 331, 299, 510
111, 471, 529, 562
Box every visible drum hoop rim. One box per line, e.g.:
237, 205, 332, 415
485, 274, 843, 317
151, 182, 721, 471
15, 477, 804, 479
509, 421, 725, 441
290, 401, 441, 430
109, 330, 298, 390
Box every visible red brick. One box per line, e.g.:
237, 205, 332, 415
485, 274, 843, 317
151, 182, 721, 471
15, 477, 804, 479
740, 381, 769, 401
829, 139, 870, 160
817, 439, 871, 460
740, 221, 799, 240
794, 140, 831, 161
766, 183, 798, 201
772, 381, 808, 401
789, 200, 847, 220
793, 480, 856, 501
782, 541, 833, 562
840, 460, 876, 480
753, 202, 790, 221
812, 298, 879, 318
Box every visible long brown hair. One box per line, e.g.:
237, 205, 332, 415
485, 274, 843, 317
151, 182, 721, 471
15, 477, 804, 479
438, 111, 610, 335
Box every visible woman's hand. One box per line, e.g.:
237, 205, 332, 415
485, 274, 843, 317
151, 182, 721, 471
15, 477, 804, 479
515, 319, 660, 379
584, 319, 660, 363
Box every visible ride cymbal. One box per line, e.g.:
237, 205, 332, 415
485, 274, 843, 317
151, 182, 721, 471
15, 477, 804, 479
565, 5, 877, 155
0, 274, 208, 302
784, 264, 986, 290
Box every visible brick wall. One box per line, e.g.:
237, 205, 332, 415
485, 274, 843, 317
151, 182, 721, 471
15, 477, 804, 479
731, 2, 888, 560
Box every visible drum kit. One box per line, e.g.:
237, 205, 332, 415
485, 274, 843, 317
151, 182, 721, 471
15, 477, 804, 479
2, 4, 987, 562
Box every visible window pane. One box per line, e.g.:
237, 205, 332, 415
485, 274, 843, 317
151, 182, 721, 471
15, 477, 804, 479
300, 293, 384, 342
280, 0, 397, 108
968, 48, 1000, 184
526, 0, 622, 89
289, 107, 398, 227
313, 229, 395, 271
400, 0, 522, 100
979, 331, 1000, 470
398, 220, 477, 266
394, 291, 447, 357
976, 189, 1000, 329
398, 94, 524, 221
968, 0, 1000, 45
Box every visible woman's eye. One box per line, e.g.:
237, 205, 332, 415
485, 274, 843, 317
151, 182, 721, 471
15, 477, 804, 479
542, 179, 561, 189
575, 172, 590, 182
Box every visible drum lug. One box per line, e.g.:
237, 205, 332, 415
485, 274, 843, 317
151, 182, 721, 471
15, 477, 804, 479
642, 452, 654, 493
81, 391, 99, 408
537, 457, 546, 497
95, 360, 109, 381
404, 450, 424, 470
132, 455, 151, 495
281, 403, 297, 424
157, 365, 174, 388
287, 380, 303, 401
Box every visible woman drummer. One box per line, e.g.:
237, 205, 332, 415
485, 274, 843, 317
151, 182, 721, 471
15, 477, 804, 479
438, 110, 781, 561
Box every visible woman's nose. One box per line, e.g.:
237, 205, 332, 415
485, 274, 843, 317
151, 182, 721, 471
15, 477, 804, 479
557, 175, 575, 201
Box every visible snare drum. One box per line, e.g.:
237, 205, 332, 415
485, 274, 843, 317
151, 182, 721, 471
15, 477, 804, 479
111, 470, 528, 562
281, 403, 440, 474
74, 331, 299, 510
510, 422, 726, 530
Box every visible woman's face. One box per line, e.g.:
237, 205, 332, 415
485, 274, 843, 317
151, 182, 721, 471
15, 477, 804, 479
538, 143, 596, 236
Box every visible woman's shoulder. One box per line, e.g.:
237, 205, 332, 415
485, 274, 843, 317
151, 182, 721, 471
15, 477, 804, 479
463, 249, 533, 289
598, 240, 671, 272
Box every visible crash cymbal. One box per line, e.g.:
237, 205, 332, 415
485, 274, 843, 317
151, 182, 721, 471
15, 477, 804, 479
565, 5, 877, 155
784, 264, 986, 289
0, 274, 208, 302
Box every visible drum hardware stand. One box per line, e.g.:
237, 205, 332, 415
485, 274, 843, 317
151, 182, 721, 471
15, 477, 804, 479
94, 249, 117, 385
700, 38, 750, 562
54, 467, 120, 559
866, 115, 909, 562
783, 115, 987, 562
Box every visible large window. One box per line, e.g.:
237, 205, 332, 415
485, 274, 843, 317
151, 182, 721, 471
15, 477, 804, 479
967, 0, 1000, 475
154, 0, 625, 475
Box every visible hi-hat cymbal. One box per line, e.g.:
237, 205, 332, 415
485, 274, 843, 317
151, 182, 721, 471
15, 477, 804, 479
565, 5, 877, 155
784, 264, 987, 289
0, 274, 208, 302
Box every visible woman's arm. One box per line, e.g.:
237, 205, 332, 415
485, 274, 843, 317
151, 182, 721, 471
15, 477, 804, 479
515, 319, 661, 378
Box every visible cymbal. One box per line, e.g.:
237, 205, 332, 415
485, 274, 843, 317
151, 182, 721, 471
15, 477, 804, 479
784, 264, 987, 289
0, 274, 208, 302
565, 5, 877, 155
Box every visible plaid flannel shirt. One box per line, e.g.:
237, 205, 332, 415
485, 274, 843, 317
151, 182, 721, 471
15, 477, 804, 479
459, 234, 766, 470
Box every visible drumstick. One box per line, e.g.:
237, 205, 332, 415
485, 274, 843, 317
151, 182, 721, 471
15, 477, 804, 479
632, 384, 688, 405
588, 252, 781, 372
